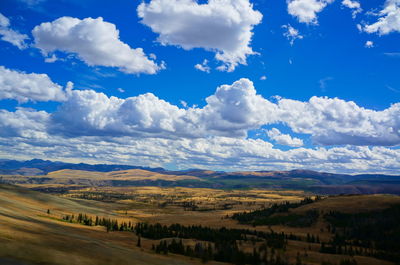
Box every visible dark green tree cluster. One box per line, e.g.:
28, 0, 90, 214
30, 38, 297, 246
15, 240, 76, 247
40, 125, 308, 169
134, 222, 287, 249
305, 233, 320, 243
62, 213, 134, 232
231, 197, 320, 226
153, 239, 289, 265
70, 192, 133, 202
321, 259, 358, 265
321, 204, 400, 262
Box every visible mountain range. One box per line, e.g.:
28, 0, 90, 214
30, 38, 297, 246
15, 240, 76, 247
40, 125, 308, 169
1, 159, 400, 194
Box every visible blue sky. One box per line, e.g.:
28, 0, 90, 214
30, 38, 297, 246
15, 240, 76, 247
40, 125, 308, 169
0, 0, 399, 173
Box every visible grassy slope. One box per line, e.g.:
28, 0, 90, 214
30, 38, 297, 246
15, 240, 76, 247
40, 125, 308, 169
0, 184, 223, 265
0, 169, 204, 187
292, 194, 400, 214
1, 183, 398, 265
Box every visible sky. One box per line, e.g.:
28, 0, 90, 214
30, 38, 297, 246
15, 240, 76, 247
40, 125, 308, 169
0, 0, 399, 173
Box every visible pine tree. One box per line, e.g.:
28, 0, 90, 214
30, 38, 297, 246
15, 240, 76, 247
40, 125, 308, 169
296, 252, 302, 265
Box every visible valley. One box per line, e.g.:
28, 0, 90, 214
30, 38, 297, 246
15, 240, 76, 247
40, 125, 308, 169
0, 165, 399, 265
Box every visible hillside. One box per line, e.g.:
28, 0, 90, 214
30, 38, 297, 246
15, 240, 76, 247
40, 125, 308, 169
0, 184, 222, 265
1, 183, 398, 265
0, 169, 203, 191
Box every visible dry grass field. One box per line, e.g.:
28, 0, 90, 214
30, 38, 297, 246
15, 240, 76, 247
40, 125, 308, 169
0, 181, 399, 265
63, 186, 305, 225
0, 184, 227, 265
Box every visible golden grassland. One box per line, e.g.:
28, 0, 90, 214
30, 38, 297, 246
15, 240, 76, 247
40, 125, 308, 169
0, 183, 399, 265
0, 184, 229, 265
1, 169, 202, 183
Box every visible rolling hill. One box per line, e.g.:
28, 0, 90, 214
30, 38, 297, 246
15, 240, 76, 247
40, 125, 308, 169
1, 159, 400, 194
0, 184, 221, 265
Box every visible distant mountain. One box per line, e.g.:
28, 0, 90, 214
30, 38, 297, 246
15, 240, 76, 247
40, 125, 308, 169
1, 159, 400, 195
0, 159, 165, 175
165, 168, 400, 194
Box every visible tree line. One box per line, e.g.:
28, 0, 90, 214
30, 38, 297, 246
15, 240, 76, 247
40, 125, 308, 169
321, 205, 400, 262
152, 238, 290, 265
231, 197, 321, 226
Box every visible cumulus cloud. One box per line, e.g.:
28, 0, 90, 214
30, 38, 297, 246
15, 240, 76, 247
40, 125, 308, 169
266, 128, 304, 147
277, 96, 400, 146
342, 0, 362, 18
50, 78, 277, 139
42, 78, 400, 147
194, 59, 211, 73
137, 0, 262, 72
0, 127, 400, 173
32, 16, 163, 74
364, 0, 400, 35
50, 89, 187, 138
0, 13, 29, 49
0, 108, 49, 138
282, 24, 303, 45
1, 77, 400, 173
0, 66, 69, 103
365, 40, 374, 48
287, 0, 334, 24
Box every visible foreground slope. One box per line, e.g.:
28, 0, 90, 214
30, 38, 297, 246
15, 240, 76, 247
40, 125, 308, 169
0, 184, 221, 265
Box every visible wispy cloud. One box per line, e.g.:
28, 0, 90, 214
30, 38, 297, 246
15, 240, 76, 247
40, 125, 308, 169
387, 85, 400, 93
319, 77, 333, 91
384, 52, 400, 57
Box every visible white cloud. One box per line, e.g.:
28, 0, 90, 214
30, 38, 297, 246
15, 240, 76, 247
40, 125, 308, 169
42, 77, 400, 147
319, 76, 333, 90
384, 52, 400, 57
342, 0, 362, 18
287, 0, 334, 24
1, 126, 400, 173
50, 88, 187, 138
194, 59, 211, 73
0, 13, 29, 49
44, 54, 58, 63
266, 128, 304, 147
32, 16, 163, 75
365, 40, 374, 48
388, 85, 400, 93
277, 96, 400, 146
0, 66, 69, 103
1, 78, 400, 173
49, 78, 277, 139
364, 0, 400, 35
0, 13, 9, 28
180, 100, 188, 108
0, 108, 49, 138
260, 75, 267, 80
18, 0, 46, 6
282, 24, 303, 45
137, 0, 262, 72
